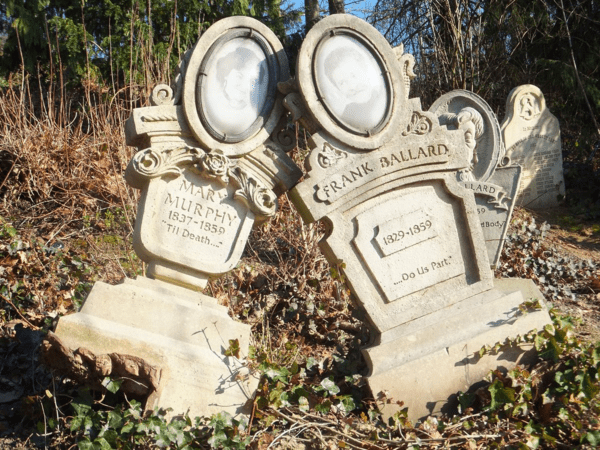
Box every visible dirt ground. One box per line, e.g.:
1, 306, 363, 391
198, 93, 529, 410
530, 207, 600, 260
517, 206, 600, 342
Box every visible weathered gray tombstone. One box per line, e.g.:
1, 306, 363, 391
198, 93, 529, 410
501, 84, 565, 208
285, 15, 551, 421
49, 17, 302, 419
429, 90, 522, 268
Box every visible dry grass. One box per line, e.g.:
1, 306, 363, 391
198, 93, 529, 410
0, 74, 144, 328
0, 75, 137, 241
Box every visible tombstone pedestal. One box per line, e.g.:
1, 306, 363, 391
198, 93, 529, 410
54, 277, 258, 418
363, 279, 549, 421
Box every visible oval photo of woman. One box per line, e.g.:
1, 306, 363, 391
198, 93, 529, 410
315, 35, 388, 134
200, 38, 270, 139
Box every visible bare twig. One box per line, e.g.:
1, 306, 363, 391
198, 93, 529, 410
0, 293, 40, 330
558, 0, 600, 140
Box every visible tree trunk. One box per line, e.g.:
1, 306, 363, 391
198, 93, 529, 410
305, 0, 320, 32
328, 0, 345, 15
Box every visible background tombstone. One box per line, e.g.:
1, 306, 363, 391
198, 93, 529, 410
284, 14, 551, 421
47, 17, 302, 419
501, 84, 565, 208
430, 90, 522, 268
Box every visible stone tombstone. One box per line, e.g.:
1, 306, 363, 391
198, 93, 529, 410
49, 17, 302, 419
285, 14, 551, 421
501, 84, 564, 208
429, 90, 522, 268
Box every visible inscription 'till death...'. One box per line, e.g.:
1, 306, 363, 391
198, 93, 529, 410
159, 178, 242, 250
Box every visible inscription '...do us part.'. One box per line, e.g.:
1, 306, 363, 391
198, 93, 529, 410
353, 192, 465, 301
161, 178, 241, 249
373, 210, 457, 295
392, 255, 454, 289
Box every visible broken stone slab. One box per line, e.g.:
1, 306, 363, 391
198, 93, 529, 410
52, 277, 257, 418
473, 165, 522, 268
49, 16, 302, 419
501, 84, 565, 208
284, 13, 552, 422
43, 331, 162, 401
429, 90, 522, 268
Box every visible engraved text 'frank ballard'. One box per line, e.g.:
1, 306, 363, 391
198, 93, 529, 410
316, 143, 452, 203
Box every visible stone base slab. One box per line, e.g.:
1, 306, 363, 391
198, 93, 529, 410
363, 278, 551, 422
54, 277, 258, 418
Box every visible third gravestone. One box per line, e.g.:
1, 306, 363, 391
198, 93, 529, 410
429, 90, 522, 268
501, 84, 565, 208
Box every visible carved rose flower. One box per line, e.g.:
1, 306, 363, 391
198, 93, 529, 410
201, 151, 230, 183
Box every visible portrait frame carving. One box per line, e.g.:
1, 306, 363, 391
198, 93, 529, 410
297, 14, 406, 151
313, 30, 392, 136
183, 17, 289, 157
429, 90, 503, 182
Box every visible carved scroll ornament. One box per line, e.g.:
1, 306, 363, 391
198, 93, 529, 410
126, 146, 278, 219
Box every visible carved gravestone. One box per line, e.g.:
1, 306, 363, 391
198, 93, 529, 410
429, 90, 522, 268
501, 85, 564, 208
49, 17, 302, 418
285, 14, 551, 420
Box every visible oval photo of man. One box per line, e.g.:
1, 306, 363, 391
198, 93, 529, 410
200, 38, 270, 139
315, 35, 388, 134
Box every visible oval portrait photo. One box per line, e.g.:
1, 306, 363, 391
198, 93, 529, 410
200, 37, 270, 138
315, 35, 388, 134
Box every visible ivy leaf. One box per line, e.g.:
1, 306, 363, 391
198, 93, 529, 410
591, 347, 600, 366
291, 385, 311, 400
298, 396, 309, 412
583, 430, 600, 446
489, 379, 515, 410
107, 411, 123, 430
320, 378, 341, 396
72, 400, 92, 417
102, 377, 122, 394
543, 324, 555, 336
525, 435, 540, 449
577, 371, 599, 399
264, 367, 291, 383
70, 416, 83, 432
98, 430, 118, 446
315, 399, 332, 413
121, 422, 134, 434
224, 339, 240, 358
533, 334, 547, 351
77, 439, 95, 450
539, 337, 561, 362
338, 395, 356, 414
